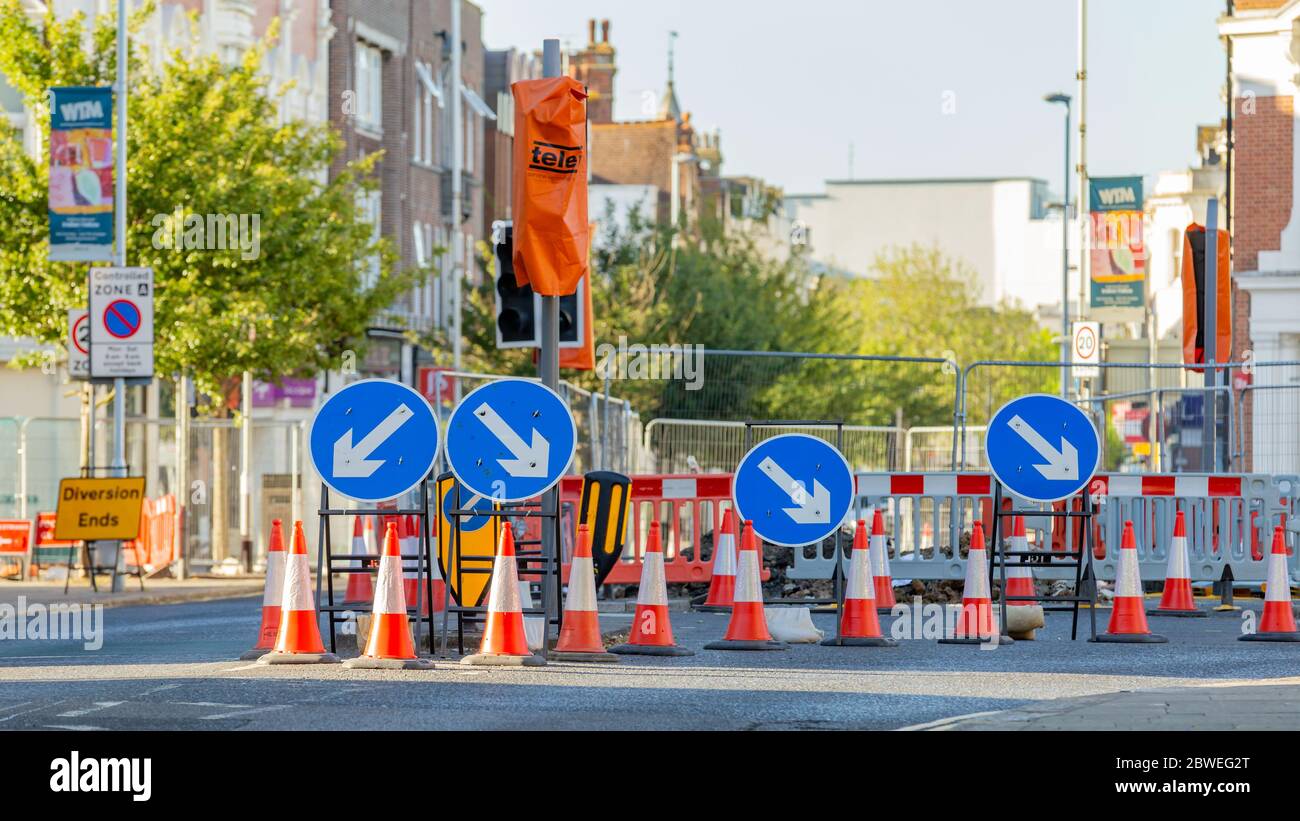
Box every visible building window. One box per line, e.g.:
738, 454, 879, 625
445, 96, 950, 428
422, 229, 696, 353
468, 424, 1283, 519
358, 189, 381, 289
355, 41, 383, 133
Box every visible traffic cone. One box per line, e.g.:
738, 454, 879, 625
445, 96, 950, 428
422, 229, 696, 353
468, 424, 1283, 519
553, 524, 619, 662
1091, 520, 1167, 644
421, 513, 446, 613
342, 515, 376, 606
704, 520, 788, 651
258, 520, 341, 664
345, 522, 435, 669
939, 520, 1012, 644
395, 515, 427, 617
611, 521, 694, 656
239, 519, 287, 660
1240, 526, 1300, 642
1150, 511, 1206, 617
869, 508, 897, 612
822, 519, 896, 647
1004, 516, 1037, 608
460, 522, 545, 666
696, 508, 738, 612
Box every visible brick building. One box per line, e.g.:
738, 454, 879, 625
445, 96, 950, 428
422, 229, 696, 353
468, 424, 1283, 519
1221, 0, 1300, 473
569, 19, 703, 226
482, 47, 541, 240
327, 0, 495, 382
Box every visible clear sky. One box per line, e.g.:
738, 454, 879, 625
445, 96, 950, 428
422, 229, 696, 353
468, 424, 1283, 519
473, 0, 1228, 199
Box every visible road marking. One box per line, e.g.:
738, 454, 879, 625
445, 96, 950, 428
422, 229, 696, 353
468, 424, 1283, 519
200, 704, 290, 721
56, 701, 124, 718
174, 701, 250, 708
895, 710, 1008, 732
43, 724, 106, 731
216, 663, 264, 673
0, 700, 66, 723
137, 683, 182, 696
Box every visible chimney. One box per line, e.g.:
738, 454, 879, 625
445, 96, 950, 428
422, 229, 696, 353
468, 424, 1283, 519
588, 19, 596, 46
601, 20, 610, 43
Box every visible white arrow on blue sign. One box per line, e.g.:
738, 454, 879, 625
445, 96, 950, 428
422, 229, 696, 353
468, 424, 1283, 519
446, 378, 576, 503
308, 379, 441, 502
985, 393, 1101, 503
732, 433, 854, 547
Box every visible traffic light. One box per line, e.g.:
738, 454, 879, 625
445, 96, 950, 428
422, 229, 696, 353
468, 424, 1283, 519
1181, 223, 1231, 369
493, 221, 540, 349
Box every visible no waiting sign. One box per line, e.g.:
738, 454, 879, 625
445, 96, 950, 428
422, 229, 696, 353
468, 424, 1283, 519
89, 266, 153, 379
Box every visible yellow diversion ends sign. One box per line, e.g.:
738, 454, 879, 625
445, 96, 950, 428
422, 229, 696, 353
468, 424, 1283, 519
54, 477, 146, 541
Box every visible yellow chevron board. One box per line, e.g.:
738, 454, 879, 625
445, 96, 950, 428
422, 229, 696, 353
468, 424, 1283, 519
435, 472, 500, 607
578, 471, 630, 585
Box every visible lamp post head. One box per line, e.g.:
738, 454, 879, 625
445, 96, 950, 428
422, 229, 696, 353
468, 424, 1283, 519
1044, 92, 1072, 107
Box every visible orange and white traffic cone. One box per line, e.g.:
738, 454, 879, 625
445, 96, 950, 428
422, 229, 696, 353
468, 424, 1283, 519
940, 520, 1011, 644
239, 518, 287, 660
822, 518, 896, 647
553, 524, 619, 662
342, 515, 376, 606
611, 521, 694, 656
705, 520, 788, 651
1091, 520, 1167, 644
869, 508, 897, 613
258, 520, 341, 664
345, 522, 435, 669
421, 513, 447, 613
1150, 511, 1206, 618
395, 515, 427, 617
1240, 525, 1300, 642
1004, 516, 1037, 608
696, 508, 738, 612
460, 522, 545, 666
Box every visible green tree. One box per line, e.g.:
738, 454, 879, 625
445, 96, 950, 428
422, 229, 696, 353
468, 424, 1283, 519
0, 1, 413, 403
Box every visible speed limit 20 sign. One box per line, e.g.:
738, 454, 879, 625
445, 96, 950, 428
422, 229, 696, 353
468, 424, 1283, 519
1073, 321, 1101, 378
67, 309, 90, 380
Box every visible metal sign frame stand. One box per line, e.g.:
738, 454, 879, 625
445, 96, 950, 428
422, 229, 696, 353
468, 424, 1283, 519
741, 420, 846, 615
438, 481, 562, 659
989, 483, 1097, 641
314, 480, 436, 655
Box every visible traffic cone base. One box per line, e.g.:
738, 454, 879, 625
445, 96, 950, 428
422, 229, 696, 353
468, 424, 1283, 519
1090, 632, 1168, 644
609, 642, 695, 657
460, 651, 547, 666
346, 655, 437, 669
821, 635, 897, 647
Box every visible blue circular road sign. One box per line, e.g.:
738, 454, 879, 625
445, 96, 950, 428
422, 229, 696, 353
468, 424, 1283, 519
985, 393, 1101, 503
441, 479, 494, 532
445, 378, 576, 504
308, 379, 441, 502
732, 433, 854, 547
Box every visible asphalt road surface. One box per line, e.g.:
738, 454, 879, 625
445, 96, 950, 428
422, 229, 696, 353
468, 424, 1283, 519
0, 596, 1293, 730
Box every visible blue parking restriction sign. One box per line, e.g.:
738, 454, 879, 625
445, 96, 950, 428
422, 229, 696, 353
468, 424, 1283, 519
985, 393, 1100, 503
308, 379, 440, 502
732, 434, 854, 547
446, 378, 576, 503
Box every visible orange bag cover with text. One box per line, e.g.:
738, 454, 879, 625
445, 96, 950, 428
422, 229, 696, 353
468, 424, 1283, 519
511, 77, 589, 297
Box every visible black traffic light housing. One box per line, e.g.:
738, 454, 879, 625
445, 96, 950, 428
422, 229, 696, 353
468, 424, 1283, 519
493, 220, 583, 349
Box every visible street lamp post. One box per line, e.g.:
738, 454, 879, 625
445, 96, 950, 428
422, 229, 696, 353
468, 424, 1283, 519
1045, 92, 1072, 399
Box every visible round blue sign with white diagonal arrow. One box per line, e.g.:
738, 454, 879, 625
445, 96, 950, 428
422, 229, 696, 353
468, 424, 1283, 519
986, 393, 1100, 503
732, 433, 854, 547
308, 378, 441, 502
446, 378, 576, 503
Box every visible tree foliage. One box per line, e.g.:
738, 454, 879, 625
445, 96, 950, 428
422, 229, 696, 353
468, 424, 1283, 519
0, 1, 413, 403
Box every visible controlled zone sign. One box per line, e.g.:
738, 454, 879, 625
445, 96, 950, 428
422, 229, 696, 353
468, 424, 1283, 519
732, 433, 854, 547
445, 378, 576, 503
985, 393, 1101, 503
308, 379, 441, 503
89, 266, 153, 379
54, 476, 146, 541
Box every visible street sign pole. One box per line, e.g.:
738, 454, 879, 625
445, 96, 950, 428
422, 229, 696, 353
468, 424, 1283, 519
1203, 198, 1219, 472
538, 37, 562, 626
109, 0, 129, 591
